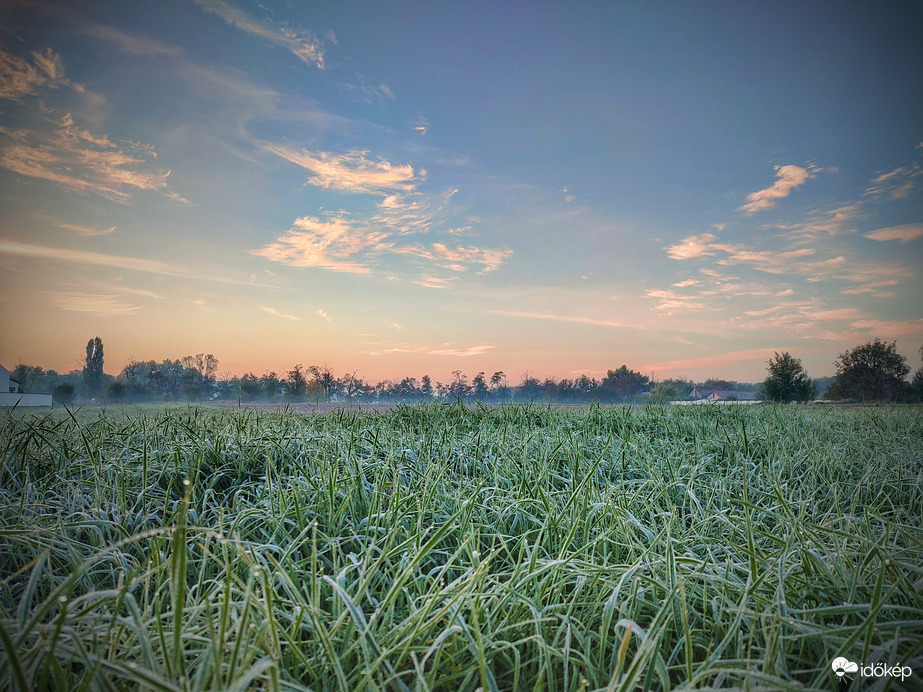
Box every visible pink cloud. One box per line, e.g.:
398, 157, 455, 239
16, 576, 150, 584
738, 164, 817, 214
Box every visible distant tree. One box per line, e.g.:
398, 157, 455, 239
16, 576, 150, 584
599, 365, 649, 402
105, 380, 126, 403
238, 373, 261, 401
517, 372, 542, 402
260, 371, 281, 400
703, 378, 735, 391
827, 338, 909, 402
812, 376, 836, 399
447, 370, 470, 400
910, 345, 923, 403
12, 364, 61, 394
761, 352, 815, 403
489, 371, 509, 401
472, 372, 488, 401
83, 337, 104, 396
286, 364, 308, 398
308, 364, 338, 400
53, 382, 75, 405
393, 376, 419, 400
339, 371, 368, 400
420, 375, 434, 399
574, 374, 599, 400
650, 378, 692, 403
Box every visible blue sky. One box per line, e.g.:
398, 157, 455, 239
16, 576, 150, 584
1, 0, 921, 383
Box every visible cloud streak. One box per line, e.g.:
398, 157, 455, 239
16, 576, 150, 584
191, 0, 324, 67
253, 209, 512, 277
864, 164, 922, 199
251, 216, 378, 274
0, 46, 69, 100
738, 164, 817, 214
0, 114, 170, 200
260, 306, 300, 321
56, 222, 117, 236
265, 146, 419, 193
51, 292, 142, 317
488, 310, 626, 329
864, 223, 923, 243
0, 241, 263, 285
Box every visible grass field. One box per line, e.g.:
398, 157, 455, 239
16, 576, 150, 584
1, 403, 921, 691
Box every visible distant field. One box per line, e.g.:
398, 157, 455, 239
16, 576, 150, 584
1, 403, 921, 691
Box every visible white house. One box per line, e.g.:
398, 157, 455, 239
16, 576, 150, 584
0, 364, 53, 407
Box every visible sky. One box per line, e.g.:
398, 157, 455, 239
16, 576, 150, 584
1, 0, 921, 384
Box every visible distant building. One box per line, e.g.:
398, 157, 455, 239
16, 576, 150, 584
689, 387, 758, 402
0, 364, 53, 407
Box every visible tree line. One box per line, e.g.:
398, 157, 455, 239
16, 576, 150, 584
9, 337, 923, 405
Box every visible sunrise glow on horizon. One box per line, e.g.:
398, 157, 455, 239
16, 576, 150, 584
1, 1, 921, 385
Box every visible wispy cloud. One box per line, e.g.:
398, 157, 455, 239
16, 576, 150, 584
395, 242, 512, 273
716, 247, 816, 274
488, 310, 625, 329
56, 222, 117, 236
667, 232, 816, 274
863, 223, 923, 243
412, 117, 429, 135
191, 0, 324, 67
341, 79, 395, 104
412, 276, 455, 289
641, 348, 784, 375
260, 306, 300, 321
372, 187, 456, 236
849, 318, 923, 337
254, 204, 511, 277
666, 233, 719, 259
0, 46, 69, 100
835, 260, 914, 284
726, 300, 871, 337
317, 308, 331, 321
265, 146, 419, 193
738, 164, 817, 214
776, 204, 861, 241
644, 289, 708, 314
51, 292, 142, 317
429, 344, 494, 357
0, 114, 170, 200
0, 241, 263, 285
360, 342, 493, 357
841, 280, 898, 296
864, 163, 922, 199
250, 215, 377, 274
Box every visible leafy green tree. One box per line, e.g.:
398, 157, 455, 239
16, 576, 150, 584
489, 371, 509, 401
53, 382, 75, 405
447, 370, 470, 400
472, 372, 488, 401
308, 364, 338, 400
650, 378, 693, 403
105, 380, 126, 403
761, 352, 815, 403
286, 364, 308, 399
420, 375, 434, 399
238, 373, 261, 401
599, 365, 649, 402
261, 371, 281, 400
517, 372, 542, 401
910, 345, 923, 403
827, 338, 909, 402
83, 337, 104, 396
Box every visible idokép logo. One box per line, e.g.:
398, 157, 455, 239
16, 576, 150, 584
831, 656, 913, 683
